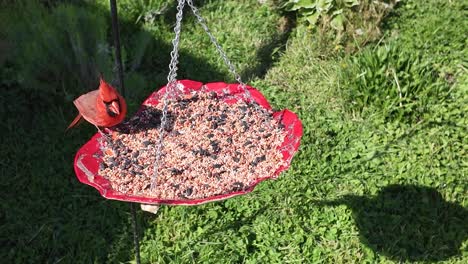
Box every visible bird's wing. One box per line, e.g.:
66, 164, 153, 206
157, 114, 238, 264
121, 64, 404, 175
74, 90, 105, 126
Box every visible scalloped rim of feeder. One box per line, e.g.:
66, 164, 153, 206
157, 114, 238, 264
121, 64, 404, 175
73, 80, 303, 205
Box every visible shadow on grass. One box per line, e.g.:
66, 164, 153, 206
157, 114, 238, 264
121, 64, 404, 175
241, 16, 295, 81
316, 184, 468, 262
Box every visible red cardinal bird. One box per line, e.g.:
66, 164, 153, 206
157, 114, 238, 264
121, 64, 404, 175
67, 77, 127, 130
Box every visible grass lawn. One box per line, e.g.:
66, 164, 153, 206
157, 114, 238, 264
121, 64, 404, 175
1, 0, 466, 263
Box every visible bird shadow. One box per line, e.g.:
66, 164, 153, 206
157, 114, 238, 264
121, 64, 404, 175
314, 184, 468, 262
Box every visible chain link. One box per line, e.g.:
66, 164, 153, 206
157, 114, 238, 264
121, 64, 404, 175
186, 0, 258, 102
151, 0, 186, 191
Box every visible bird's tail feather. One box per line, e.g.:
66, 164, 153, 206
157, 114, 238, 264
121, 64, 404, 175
66, 114, 83, 131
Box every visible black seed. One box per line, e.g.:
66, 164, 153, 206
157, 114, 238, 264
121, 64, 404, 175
226, 137, 233, 144
241, 121, 249, 132
264, 133, 272, 138
220, 113, 228, 119
170, 168, 184, 175
134, 164, 144, 170
207, 133, 214, 138
171, 130, 181, 136
132, 151, 140, 158
210, 141, 221, 153
112, 149, 120, 156
194, 148, 210, 156
233, 157, 240, 162
250, 155, 266, 167
183, 187, 193, 196
209, 92, 217, 98
99, 163, 107, 170
211, 122, 218, 129
243, 140, 252, 146
107, 157, 115, 164
259, 128, 265, 132
142, 140, 151, 147
232, 182, 244, 191
210, 154, 218, 160
172, 183, 180, 189
213, 164, 222, 169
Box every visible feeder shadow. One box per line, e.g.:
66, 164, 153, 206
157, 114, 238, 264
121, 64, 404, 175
241, 15, 295, 81
315, 184, 468, 262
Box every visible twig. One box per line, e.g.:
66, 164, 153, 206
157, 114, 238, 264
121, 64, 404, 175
392, 69, 403, 107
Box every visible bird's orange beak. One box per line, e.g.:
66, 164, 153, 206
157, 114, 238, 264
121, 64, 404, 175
109, 101, 120, 115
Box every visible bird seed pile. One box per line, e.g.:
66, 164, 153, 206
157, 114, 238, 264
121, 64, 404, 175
97, 91, 287, 200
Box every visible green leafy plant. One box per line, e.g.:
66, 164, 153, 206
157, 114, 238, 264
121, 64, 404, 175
282, 0, 399, 52
340, 43, 450, 122
284, 0, 359, 31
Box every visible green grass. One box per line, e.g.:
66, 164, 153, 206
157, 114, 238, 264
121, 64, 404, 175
1, 0, 467, 263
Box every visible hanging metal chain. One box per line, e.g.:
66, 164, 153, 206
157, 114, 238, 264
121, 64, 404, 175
151, 0, 186, 191
187, 0, 273, 132
186, 0, 258, 102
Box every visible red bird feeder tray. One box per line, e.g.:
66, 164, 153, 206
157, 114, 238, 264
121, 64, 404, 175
74, 80, 302, 205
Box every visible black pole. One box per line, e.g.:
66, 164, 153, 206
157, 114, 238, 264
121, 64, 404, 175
109, 0, 125, 97
109, 1, 139, 263
130, 203, 141, 264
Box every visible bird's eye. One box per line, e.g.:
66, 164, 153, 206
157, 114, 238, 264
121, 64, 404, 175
104, 99, 120, 117
103, 99, 117, 105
